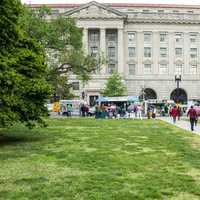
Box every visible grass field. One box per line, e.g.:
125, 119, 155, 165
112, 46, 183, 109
1, 118, 200, 199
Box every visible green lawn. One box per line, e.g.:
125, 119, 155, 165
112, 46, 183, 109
1, 118, 200, 200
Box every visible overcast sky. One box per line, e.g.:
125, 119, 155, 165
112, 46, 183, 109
21, 0, 200, 5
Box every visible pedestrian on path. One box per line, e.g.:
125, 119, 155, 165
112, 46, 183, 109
177, 106, 181, 121
195, 116, 198, 126
170, 106, 178, 124
187, 106, 197, 131
152, 107, 156, 119
137, 104, 143, 120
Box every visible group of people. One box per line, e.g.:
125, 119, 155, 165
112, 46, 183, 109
60, 103, 93, 117
169, 106, 182, 123
59, 102, 199, 131
95, 103, 126, 119
127, 104, 143, 120
80, 104, 90, 117
95, 103, 143, 119
170, 105, 198, 131
147, 106, 157, 119
59, 104, 73, 116
94, 103, 145, 119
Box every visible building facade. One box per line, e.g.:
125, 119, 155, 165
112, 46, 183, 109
31, 1, 200, 105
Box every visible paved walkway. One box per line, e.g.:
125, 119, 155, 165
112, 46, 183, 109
159, 117, 200, 135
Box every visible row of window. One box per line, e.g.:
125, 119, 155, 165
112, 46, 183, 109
88, 31, 198, 58
90, 46, 198, 59
89, 30, 198, 43
71, 63, 198, 76
107, 63, 198, 75
140, 9, 195, 14
128, 32, 198, 43
88, 30, 199, 44
88, 30, 118, 59
128, 64, 198, 75
88, 30, 117, 42
90, 47, 118, 59
128, 47, 198, 58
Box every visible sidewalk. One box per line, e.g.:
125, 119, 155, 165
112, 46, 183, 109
159, 117, 200, 135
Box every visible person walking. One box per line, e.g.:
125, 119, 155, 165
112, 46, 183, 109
95, 104, 101, 119
161, 106, 165, 117
187, 106, 197, 131
134, 105, 138, 118
137, 104, 143, 120
152, 107, 156, 119
195, 115, 198, 126
67, 104, 73, 117
170, 106, 178, 124
177, 106, 181, 120
147, 106, 151, 119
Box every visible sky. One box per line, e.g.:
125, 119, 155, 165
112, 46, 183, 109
21, 0, 200, 5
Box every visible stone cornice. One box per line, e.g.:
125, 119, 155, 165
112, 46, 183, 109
127, 13, 200, 24
29, 1, 200, 24
125, 76, 200, 81
28, 3, 200, 10
72, 17, 125, 20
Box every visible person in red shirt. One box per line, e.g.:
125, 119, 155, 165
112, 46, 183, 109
187, 106, 197, 131
170, 106, 178, 124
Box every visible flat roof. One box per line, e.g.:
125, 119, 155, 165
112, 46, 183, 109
27, 3, 200, 9
27, 4, 80, 8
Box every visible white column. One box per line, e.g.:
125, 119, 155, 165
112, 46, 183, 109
100, 28, 106, 74
198, 33, 200, 75
168, 32, 174, 75
137, 31, 143, 75
153, 31, 159, 74
184, 32, 190, 75
118, 28, 124, 75
83, 28, 88, 54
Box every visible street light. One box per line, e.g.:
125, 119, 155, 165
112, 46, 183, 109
142, 88, 145, 101
175, 74, 181, 103
81, 83, 86, 102
140, 85, 146, 101
175, 74, 181, 89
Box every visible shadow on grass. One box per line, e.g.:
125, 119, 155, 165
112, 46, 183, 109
0, 124, 46, 146
0, 134, 43, 146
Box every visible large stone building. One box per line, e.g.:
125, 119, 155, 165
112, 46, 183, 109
30, 1, 200, 106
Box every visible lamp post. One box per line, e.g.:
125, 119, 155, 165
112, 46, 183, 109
142, 88, 145, 101
140, 85, 146, 102
140, 85, 147, 115
175, 74, 181, 103
81, 83, 86, 102
175, 74, 181, 89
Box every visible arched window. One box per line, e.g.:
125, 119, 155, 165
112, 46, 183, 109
170, 88, 187, 104
139, 88, 157, 100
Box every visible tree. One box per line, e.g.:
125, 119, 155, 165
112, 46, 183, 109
101, 73, 127, 97
0, 0, 51, 127
20, 6, 103, 100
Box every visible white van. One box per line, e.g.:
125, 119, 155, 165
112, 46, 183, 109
59, 100, 81, 116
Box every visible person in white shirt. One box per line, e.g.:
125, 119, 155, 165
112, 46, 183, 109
137, 105, 143, 120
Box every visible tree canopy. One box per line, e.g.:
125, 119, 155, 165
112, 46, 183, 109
101, 73, 127, 97
0, 0, 50, 127
20, 6, 102, 99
